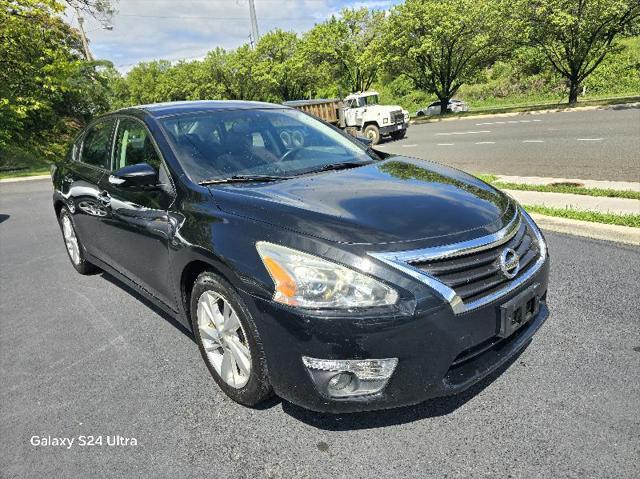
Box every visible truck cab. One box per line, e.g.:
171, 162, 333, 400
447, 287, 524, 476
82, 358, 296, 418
342, 91, 409, 144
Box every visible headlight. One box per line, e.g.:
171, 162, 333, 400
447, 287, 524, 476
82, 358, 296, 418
256, 242, 398, 308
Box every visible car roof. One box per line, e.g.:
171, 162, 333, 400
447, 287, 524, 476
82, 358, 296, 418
116, 100, 288, 119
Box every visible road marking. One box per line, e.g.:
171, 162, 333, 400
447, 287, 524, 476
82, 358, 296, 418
436, 143, 455, 146
523, 140, 545, 143
401, 144, 418, 148
435, 130, 491, 136
519, 120, 531, 123
532, 119, 542, 122
476, 122, 493, 125
475, 141, 496, 144
494, 121, 505, 124
507, 120, 519, 124
576, 138, 604, 141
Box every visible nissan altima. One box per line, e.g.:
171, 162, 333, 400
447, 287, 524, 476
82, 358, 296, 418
52, 101, 549, 413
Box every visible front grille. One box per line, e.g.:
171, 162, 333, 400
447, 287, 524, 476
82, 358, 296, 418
391, 110, 404, 124
408, 220, 540, 305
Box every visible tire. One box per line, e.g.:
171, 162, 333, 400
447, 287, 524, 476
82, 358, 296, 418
363, 124, 381, 145
190, 272, 273, 407
391, 129, 407, 141
417, 111, 425, 117
58, 207, 98, 275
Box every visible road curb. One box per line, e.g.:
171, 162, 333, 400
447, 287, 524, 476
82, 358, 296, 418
0, 174, 50, 183
531, 213, 640, 246
410, 101, 640, 124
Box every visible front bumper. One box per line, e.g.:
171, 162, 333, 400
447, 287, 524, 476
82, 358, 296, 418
380, 122, 409, 136
239, 258, 549, 413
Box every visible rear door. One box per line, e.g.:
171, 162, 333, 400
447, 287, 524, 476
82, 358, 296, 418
96, 116, 176, 307
67, 118, 116, 259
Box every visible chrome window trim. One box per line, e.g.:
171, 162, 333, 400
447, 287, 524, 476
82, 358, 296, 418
369, 208, 547, 315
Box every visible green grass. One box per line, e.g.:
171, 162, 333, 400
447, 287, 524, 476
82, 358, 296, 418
475, 173, 499, 183
0, 144, 52, 178
524, 205, 640, 228
493, 182, 640, 200
0, 168, 50, 179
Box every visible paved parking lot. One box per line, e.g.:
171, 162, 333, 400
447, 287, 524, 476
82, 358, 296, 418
1, 179, 639, 478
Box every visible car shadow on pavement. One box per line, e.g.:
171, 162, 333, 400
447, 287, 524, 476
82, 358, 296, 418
0, 214, 10, 224
100, 271, 194, 340
280, 343, 530, 430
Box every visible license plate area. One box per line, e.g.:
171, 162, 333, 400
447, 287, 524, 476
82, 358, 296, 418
498, 284, 541, 338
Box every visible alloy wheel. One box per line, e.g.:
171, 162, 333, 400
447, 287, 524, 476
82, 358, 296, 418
197, 291, 252, 388
62, 215, 81, 265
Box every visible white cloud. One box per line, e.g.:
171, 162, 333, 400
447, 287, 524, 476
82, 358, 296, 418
66, 0, 401, 72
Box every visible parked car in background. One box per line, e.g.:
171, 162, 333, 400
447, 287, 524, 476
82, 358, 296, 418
417, 99, 470, 116
52, 100, 549, 413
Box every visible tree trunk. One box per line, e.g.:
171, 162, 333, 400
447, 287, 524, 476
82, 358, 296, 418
568, 79, 580, 105
439, 97, 449, 115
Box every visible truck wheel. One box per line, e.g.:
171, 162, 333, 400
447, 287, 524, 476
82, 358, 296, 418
391, 130, 407, 141
363, 124, 381, 145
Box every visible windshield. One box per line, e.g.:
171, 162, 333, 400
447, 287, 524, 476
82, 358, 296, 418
354, 95, 379, 107
160, 108, 375, 183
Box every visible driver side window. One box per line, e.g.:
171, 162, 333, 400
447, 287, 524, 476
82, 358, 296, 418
113, 118, 161, 170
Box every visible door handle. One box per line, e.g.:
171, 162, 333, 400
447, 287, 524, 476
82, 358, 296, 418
98, 191, 111, 206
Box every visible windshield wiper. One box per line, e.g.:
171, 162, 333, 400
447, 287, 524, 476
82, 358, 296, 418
303, 161, 372, 175
199, 175, 292, 185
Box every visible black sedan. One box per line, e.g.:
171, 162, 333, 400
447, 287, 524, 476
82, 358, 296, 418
51, 101, 549, 413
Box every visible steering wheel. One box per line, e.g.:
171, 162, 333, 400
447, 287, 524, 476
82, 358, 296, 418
280, 147, 304, 162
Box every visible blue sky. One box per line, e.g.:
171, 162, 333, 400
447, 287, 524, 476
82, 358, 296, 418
68, 0, 403, 72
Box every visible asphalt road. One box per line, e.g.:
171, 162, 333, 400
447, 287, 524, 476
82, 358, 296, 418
1, 179, 639, 478
376, 105, 640, 181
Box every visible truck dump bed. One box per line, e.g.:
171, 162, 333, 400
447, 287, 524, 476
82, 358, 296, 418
283, 99, 342, 125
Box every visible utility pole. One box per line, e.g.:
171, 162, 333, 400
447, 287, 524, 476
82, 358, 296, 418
248, 0, 260, 48
74, 5, 94, 61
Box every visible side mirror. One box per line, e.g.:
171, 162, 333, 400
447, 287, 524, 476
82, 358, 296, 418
109, 163, 158, 189
355, 135, 373, 147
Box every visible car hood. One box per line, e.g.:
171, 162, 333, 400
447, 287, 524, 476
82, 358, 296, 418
209, 157, 513, 246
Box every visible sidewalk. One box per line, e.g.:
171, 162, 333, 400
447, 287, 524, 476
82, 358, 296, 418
504, 189, 640, 215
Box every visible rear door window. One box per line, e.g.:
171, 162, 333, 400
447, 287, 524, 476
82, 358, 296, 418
81, 120, 115, 169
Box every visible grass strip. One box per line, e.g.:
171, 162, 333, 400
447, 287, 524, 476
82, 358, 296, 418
494, 182, 640, 200
524, 205, 640, 228
0, 169, 51, 180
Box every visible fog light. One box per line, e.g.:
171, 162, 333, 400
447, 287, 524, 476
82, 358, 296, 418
302, 357, 398, 398
328, 372, 354, 392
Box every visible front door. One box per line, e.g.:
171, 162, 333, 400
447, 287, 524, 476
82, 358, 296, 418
97, 116, 176, 308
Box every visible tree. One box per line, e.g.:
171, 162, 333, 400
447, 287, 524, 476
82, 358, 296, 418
200, 46, 263, 101
521, 0, 640, 104
253, 30, 318, 101
302, 8, 385, 94
381, 0, 507, 114
0, 0, 107, 146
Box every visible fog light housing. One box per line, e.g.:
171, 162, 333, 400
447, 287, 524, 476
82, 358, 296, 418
302, 357, 398, 399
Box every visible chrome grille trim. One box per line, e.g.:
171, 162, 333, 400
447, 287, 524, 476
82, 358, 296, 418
369, 208, 547, 315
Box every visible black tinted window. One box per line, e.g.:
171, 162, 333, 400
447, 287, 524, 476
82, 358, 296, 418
114, 118, 160, 170
81, 120, 114, 169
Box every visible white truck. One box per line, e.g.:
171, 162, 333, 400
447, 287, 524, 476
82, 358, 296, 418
284, 91, 409, 145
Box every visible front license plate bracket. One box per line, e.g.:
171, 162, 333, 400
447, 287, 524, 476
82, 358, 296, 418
498, 283, 542, 338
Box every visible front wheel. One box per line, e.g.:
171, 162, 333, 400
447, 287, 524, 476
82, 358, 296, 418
363, 124, 381, 145
190, 272, 273, 407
